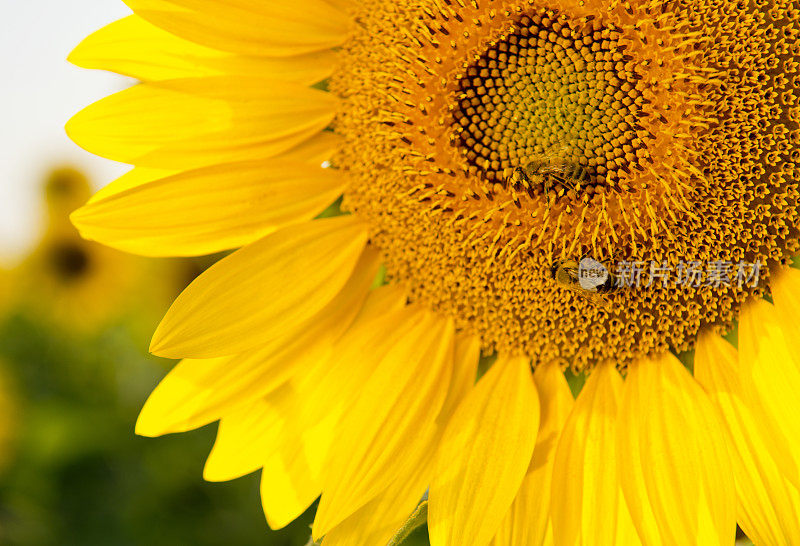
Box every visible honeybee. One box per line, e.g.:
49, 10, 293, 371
505, 143, 589, 208
551, 257, 618, 306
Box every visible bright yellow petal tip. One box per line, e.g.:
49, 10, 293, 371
149, 216, 367, 358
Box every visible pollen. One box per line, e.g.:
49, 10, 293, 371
331, 0, 800, 369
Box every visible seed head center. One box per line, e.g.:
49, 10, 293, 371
452, 12, 647, 206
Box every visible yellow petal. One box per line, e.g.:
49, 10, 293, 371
429, 355, 540, 546
239, 285, 409, 460
169, 372, 339, 531
203, 383, 295, 481
150, 215, 367, 358
322, 483, 427, 546
87, 132, 341, 204
695, 331, 800, 546
313, 310, 454, 536
66, 77, 338, 170
72, 158, 344, 256
202, 283, 402, 483
89, 167, 175, 204
322, 334, 480, 546
766, 266, 800, 359
289, 286, 414, 433
136, 245, 379, 435
135, 355, 230, 436
737, 299, 800, 489
139, 308, 329, 436
617, 353, 736, 546
69, 15, 336, 83
491, 360, 574, 546
260, 405, 338, 529
438, 333, 480, 424
324, 0, 355, 11
136, 357, 230, 437
124, 0, 352, 57
551, 361, 639, 546
323, 422, 433, 546
272, 131, 342, 165
262, 290, 425, 533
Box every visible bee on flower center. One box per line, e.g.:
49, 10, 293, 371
504, 142, 590, 209
551, 257, 619, 307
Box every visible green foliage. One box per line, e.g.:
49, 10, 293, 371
0, 312, 314, 546
315, 196, 343, 219
564, 368, 586, 397
675, 348, 695, 373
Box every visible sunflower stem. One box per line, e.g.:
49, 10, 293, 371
387, 500, 428, 546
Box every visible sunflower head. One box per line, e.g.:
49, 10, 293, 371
65, 1, 800, 545
68, 0, 800, 368
330, 0, 800, 369
44, 240, 92, 282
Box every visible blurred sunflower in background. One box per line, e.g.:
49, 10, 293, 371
4, 167, 142, 331
67, 0, 800, 545
0, 167, 314, 545
2, 167, 207, 337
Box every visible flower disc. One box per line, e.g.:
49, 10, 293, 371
334, 0, 800, 368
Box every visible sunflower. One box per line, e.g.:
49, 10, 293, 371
3, 167, 146, 331
67, 0, 800, 544
3, 167, 190, 333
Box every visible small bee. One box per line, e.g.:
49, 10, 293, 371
505, 143, 589, 209
550, 257, 618, 306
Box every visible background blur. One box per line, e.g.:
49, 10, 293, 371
0, 1, 322, 544
1, 0, 130, 264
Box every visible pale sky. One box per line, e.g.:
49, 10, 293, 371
0, 0, 134, 264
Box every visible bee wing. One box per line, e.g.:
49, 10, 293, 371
538, 142, 582, 180
555, 265, 579, 284
545, 141, 573, 159
542, 134, 578, 158
557, 282, 605, 307
525, 138, 570, 170
534, 146, 567, 168
542, 162, 575, 178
